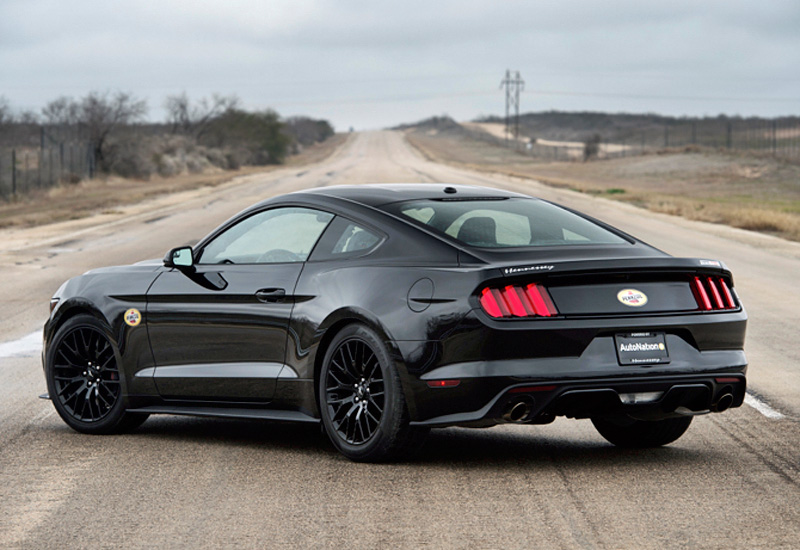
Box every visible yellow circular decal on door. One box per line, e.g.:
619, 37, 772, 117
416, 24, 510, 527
124, 308, 142, 327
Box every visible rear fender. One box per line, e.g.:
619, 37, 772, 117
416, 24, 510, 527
306, 307, 414, 417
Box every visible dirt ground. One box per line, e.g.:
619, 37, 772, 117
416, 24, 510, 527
407, 129, 800, 242
0, 134, 349, 229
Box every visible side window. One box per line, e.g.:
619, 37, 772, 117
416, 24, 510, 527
197, 207, 333, 264
331, 223, 380, 254
309, 217, 384, 261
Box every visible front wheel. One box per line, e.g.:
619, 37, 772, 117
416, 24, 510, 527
319, 324, 428, 462
45, 314, 148, 434
591, 415, 693, 448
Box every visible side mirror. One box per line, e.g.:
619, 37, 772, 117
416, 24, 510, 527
164, 246, 194, 269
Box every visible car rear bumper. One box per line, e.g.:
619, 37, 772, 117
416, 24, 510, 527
405, 337, 746, 425
410, 372, 746, 427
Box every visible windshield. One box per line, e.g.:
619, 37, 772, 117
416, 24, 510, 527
386, 198, 628, 248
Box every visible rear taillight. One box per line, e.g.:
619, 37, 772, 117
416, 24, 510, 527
479, 283, 558, 318
691, 276, 737, 311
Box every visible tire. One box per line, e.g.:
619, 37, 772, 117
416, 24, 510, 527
319, 324, 428, 462
591, 415, 692, 448
45, 314, 149, 435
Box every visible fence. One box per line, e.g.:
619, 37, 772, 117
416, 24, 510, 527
496, 117, 800, 162
0, 126, 96, 200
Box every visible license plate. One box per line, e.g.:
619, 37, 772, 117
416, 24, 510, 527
615, 332, 670, 365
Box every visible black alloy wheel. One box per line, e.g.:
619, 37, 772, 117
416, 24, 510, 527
325, 336, 385, 445
320, 324, 428, 462
52, 325, 121, 423
46, 314, 148, 434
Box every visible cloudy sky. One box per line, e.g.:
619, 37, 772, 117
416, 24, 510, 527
1, 0, 798, 130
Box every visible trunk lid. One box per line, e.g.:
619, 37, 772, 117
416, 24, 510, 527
476, 256, 737, 318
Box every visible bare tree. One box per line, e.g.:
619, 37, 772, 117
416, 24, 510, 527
165, 92, 239, 138
17, 110, 40, 124
164, 92, 190, 134
41, 92, 147, 167
0, 96, 12, 126
42, 96, 80, 125
78, 91, 147, 167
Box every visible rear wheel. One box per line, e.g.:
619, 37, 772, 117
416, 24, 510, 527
46, 314, 148, 434
319, 324, 428, 462
591, 415, 692, 448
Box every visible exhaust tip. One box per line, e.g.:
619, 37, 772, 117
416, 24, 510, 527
712, 393, 734, 413
503, 398, 533, 423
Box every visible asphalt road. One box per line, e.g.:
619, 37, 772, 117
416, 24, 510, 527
0, 131, 798, 549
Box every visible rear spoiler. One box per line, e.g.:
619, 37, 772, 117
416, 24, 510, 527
498, 258, 731, 278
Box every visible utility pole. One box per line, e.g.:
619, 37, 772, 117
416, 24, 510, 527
500, 70, 524, 147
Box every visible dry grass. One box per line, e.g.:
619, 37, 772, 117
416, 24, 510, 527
406, 129, 800, 242
645, 199, 800, 239
0, 134, 348, 229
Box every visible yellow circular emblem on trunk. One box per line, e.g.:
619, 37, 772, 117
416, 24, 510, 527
124, 308, 142, 326
617, 289, 648, 307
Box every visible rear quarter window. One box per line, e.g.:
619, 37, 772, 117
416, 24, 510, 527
309, 216, 384, 261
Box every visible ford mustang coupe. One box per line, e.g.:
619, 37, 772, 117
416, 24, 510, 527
43, 184, 747, 461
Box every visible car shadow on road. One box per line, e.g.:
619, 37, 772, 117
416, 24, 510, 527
108, 415, 711, 469
127, 415, 334, 455
414, 425, 705, 469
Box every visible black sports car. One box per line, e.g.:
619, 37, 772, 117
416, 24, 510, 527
43, 184, 747, 461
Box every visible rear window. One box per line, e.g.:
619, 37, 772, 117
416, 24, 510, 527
387, 198, 627, 248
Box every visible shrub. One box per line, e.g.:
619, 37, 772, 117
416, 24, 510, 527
202, 109, 292, 165
105, 137, 155, 179
284, 116, 335, 146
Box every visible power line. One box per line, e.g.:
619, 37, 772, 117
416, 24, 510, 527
525, 89, 799, 104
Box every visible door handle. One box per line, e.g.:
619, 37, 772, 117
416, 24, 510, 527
255, 288, 286, 303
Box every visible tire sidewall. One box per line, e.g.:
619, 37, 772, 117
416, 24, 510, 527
319, 324, 405, 461
46, 314, 129, 434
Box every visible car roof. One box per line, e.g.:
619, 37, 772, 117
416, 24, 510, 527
292, 183, 531, 207
199, 183, 660, 266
